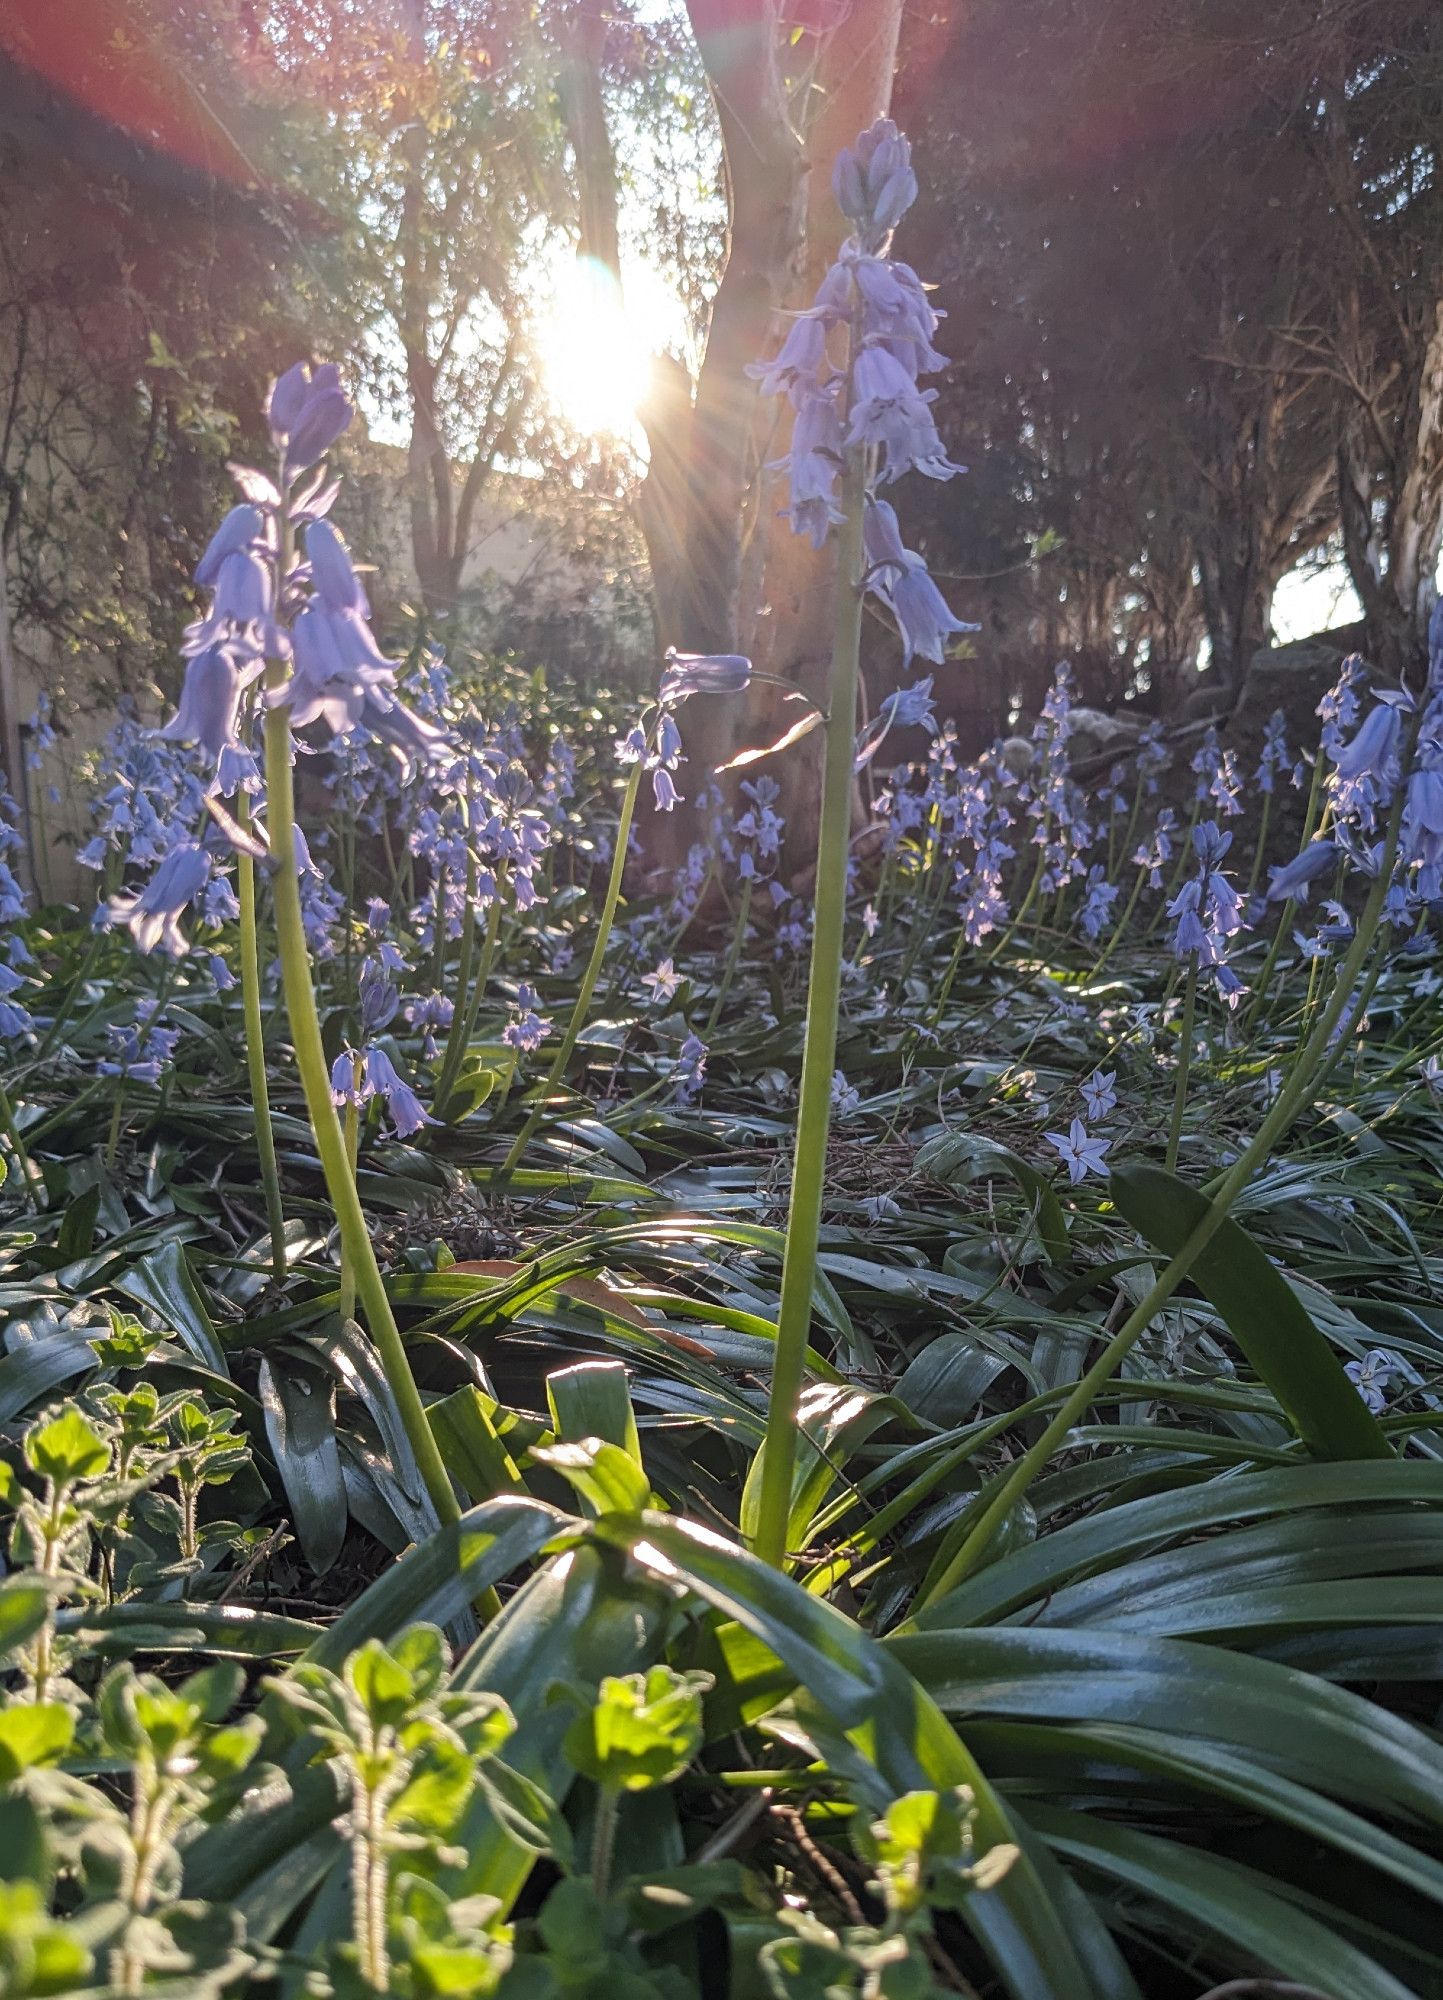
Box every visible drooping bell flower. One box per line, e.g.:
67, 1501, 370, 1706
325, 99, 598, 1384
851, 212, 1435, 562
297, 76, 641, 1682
107, 839, 213, 956
160, 643, 263, 775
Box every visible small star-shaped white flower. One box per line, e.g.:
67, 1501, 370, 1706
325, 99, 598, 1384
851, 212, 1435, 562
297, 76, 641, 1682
641, 957, 681, 1003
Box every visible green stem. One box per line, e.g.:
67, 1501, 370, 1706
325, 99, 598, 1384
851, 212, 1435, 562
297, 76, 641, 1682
1150, 794, 1202, 936
104, 1091, 125, 1172
705, 877, 752, 1036
753, 450, 866, 1570
339, 1061, 360, 1325
0, 1075, 41, 1208
985, 817, 1051, 966
1245, 788, 1274, 899
590, 1784, 621, 1901
435, 848, 480, 1108
1090, 863, 1146, 983
263, 698, 459, 1531
500, 761, 643, 1176
1242, 751, 1328, 1034
237, 792, 287, 1280
1164, 958, 1198, 1174
911, 755, 1410, 1616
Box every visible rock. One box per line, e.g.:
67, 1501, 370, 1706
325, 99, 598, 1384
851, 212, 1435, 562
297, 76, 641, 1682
1066, 705, 1142, 760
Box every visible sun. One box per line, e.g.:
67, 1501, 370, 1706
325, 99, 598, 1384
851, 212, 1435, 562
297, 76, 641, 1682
537, 254, 660, 442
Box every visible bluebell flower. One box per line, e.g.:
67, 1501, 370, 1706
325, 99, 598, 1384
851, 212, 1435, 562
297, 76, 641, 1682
1401, 763, 1443, 897
358, 956, 401, 1036
642, 958, 682, 1004
830, 1071, 861, 1119
780, 382, 846, 546
1327, 700, 1391, 792
1267, 839, 1339, 903
1345, 1348, 1399, 1415
306, 519, 369, 617
0, 962, 33, 1040
745, 314, 832, 401
330, 1050, 365, 1109
864, 499, 975, 665
1256, 709, 1290, 794
1167, 820, 1247, 1004
207, 953, 237, 994
673, 1032, 708, 1104
404, 991, 454, 1060
96, 1005, 177, 1086
195, 504, 266, 587
186, 547, 280, 658
202, 872, 240, 926
108, 839, 212, 956
659, 650, 753, 700
1078, 866, 1119, 940
267, 362, 352, 478
362, 1046, 434, 1138
160, 642, 262, 775
504, 983, 550, 1054
845, 345, 957, 484
855, 676, 940, 770
831, 118, 918, 247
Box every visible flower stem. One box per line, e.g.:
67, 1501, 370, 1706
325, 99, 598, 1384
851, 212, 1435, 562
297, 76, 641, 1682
753, 450, 866, 1570
236, 791, 287, 1281
590, 1784, 621, 1902
705, 877, 752, 1036
435, 849, 479, 1108
500, 760, 643, 1176
1164, 958, 1198, 1173
1090, 862, 1146, 983
339, 1062, 360, 1325
0, 1075, 40, 1208
911, 751, 1411, 1616
263, 698, 459, 1531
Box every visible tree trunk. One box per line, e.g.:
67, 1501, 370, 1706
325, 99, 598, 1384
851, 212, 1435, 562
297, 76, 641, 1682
1336, 283, 1443, 678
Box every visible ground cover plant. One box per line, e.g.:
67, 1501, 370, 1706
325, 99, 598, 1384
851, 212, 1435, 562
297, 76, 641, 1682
5, 119, 1443, 2000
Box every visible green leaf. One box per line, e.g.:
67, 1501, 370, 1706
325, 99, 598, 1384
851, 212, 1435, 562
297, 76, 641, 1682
597, 1512, 1138, 2000
114, 1240, 230, 1378
258, 1356, 346, 1575
1110, 1163, 1390, 1460
0, 1335, 95, 1423
297, 1495, 576, 1671
428, 1386, 526, 1503
546, 1360, 642, 1466
0, 1703, 73, 1779
0, 1578, 50, 1663
533, 1438, 651, 1518
559, 1665, 712, 1791
916, 1131, 1069, 1263
26, 1408, 111, 1485
1024, 1801, 1417, 1998
916, 1462, 1443, 1632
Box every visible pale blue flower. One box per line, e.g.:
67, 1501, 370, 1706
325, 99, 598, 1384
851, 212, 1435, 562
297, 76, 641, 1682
1046, 1117, 1110, 1185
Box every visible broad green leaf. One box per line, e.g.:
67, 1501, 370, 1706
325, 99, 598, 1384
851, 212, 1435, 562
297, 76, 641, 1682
532, 1438, 651, 1517
1024, 1801, 1417, 1998
428, 1385, 526, 1502
546, 1359, 642, 1465
258, 1356, 346, 1575
916, 1462, 1443, 1631
298, 1494, 575, 1671
597, 1512, 1138, 2000
114, 1240, 230, 1378
1110, 1163, 1390, 1460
